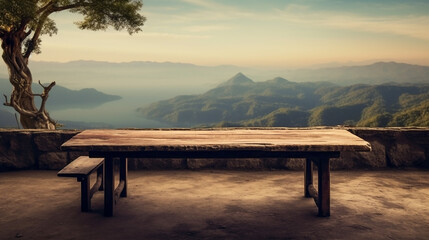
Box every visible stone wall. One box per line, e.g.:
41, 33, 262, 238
0, 128, 428, 171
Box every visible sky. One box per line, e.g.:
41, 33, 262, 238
31, 0, 429, 68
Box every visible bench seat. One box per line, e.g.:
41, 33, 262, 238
58, 156, 104, 212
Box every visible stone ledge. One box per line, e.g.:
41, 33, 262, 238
1, 127, 428, 171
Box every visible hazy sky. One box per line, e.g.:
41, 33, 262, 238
31, 0, 429, 68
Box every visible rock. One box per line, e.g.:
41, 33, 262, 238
128, 158, 187, 170
67, 151, 90, 164
283, 158, 305, 170
336, 140, 387, 169
33, 130, 79, 152
226, 158, 264, 169
0, 131, 35, 171
187, 158, 227, 169
387, 135, 426, 167
38, 152, 68, 170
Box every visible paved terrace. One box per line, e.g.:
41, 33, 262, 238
1, 169, 428, 240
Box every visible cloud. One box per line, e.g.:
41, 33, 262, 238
180, 0, 256, 19
184, 25, 230, 33
275, 5, 429, 41
146, 1, 429, 41
142, 32, 210, 39
181, 0, 221, 9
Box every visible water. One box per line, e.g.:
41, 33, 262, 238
50, 87, 205, 129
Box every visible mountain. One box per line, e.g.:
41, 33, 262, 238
2, 61, 428, 94
287, 62, 429, 85
0, 110, 17, 128
218, 72, 254, 87
41, 85, 121, 110
17, 60, 251, 92
138, 73, 332, 126
138, 73, 429, 127
0, 77, 121, 111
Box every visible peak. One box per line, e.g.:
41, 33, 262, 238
219, 73, 254, 87
267, 77, 290, 84
369, 61, 414, 67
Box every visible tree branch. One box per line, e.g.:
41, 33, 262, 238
51, 3, 90, 12
37, 81, 56, 114
23, 12, 49, 60
37, 1, 55, 14
23, 2, 87, 60
3, 94, 9, 106
24, 30, 32, 39
3, 94, 37, 117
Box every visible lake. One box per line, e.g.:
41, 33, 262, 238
50, 87, 206, 129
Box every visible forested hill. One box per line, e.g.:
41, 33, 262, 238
0, 78, 121, 110
138, 73, 429, 127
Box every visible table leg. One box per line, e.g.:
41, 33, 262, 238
304, 158, 313, 198
104, 156, 114, 217
317, 157, 330, 217
79, 176, 90, 212
119, 157, 128, 197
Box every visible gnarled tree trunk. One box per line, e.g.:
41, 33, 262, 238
1, 32, 56, 129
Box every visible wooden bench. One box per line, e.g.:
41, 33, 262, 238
61, 129, 371, 217
57, 156, 104, 212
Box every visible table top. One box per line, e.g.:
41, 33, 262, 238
61, 129, 371, 153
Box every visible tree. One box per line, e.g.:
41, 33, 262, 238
0, 0, 146, 129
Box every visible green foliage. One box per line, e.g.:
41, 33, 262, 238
0, 0, 37, 30
0, 0, 145, 55
243, 108, 310, 127
389, 100, 429, 126
139, 73, 429, 127
71, 0, 145, 34
356, 113, 392, 127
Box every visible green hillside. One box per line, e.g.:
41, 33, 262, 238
138, 73, 429, 127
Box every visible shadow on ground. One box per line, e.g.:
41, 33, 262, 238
0, 170, 428, 240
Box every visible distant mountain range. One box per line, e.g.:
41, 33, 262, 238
1, 60, 429, 128
138, 73, 429, 127
287, 62, 429, 85
1, 61, 428, 92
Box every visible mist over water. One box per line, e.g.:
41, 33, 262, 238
51, 87, 207, 129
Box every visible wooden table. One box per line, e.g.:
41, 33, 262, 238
61, 128, 371, 217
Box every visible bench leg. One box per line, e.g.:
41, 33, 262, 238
317, 157, 330, 217
79, 177, 91, 212
104, 156, 115, 217
119, 157, 128, 197
304, 158, 313, 198
97, 164, 104, 191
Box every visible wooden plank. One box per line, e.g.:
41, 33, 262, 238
104, 156, 114, 217
318, 158, 330, 217
80, 178, 90, 212
307, 184, 318, 207
89, 150, 340, 159
119, 158, 127, 198
90, 173, 103, 199
114, 180, 125, 204
304, 158, 313, 198
61, 129, 371, 153
57, 156, 104, 178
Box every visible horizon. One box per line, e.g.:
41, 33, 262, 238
25, 0, 429, 68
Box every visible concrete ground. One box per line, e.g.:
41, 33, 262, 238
0, 170, 428, 240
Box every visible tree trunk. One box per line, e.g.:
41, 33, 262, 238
1, 33, 56, 129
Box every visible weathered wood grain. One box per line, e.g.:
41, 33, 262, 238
57, 156, 104, 178
61, 129, 371, 153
